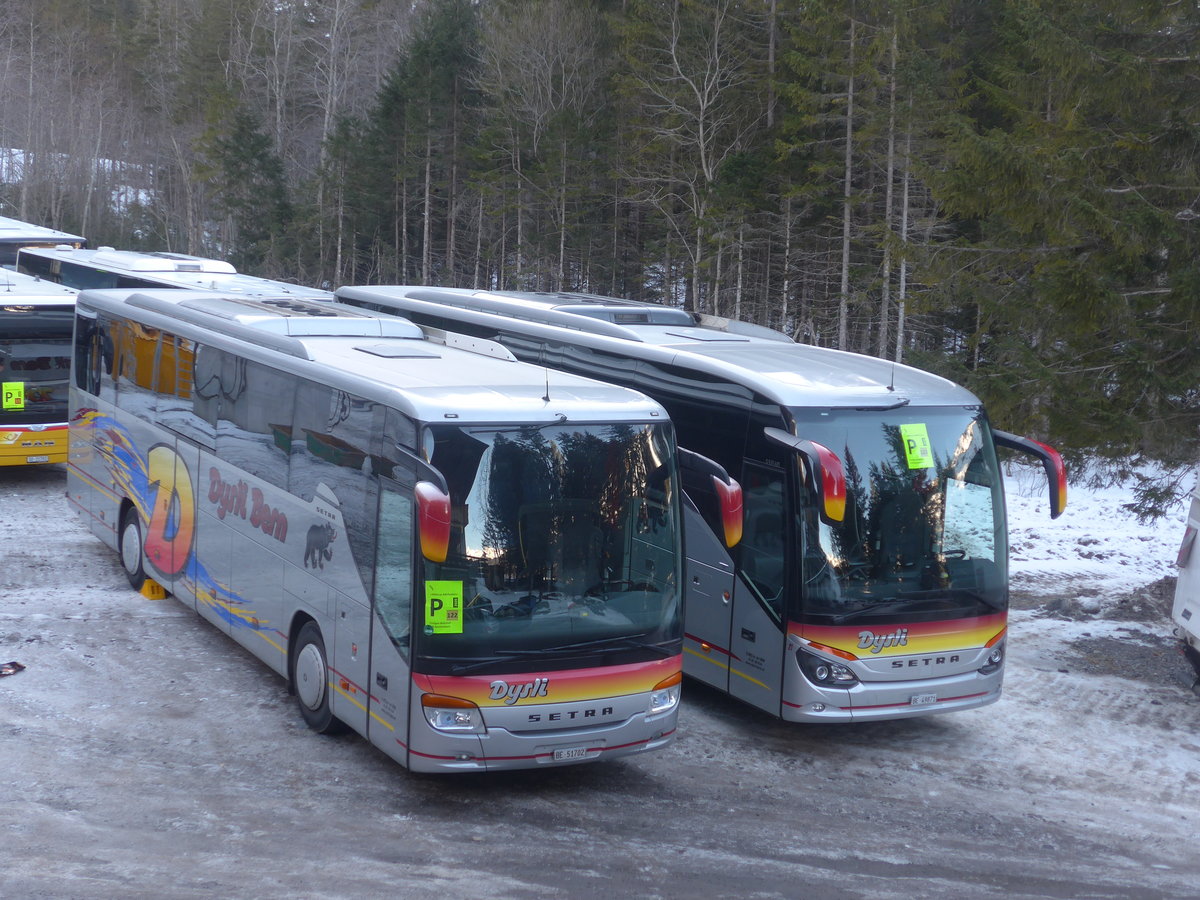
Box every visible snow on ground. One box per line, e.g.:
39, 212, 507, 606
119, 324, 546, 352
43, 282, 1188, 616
1005, 460, 1180, 606
3, 461, 1199, 898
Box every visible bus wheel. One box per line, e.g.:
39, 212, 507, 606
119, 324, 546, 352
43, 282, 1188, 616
292, 622, 343, 734
119, 506, 147, 592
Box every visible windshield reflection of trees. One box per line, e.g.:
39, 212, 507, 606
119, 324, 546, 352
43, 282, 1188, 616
804, 415, 1004, 623
428, 423, 679, 650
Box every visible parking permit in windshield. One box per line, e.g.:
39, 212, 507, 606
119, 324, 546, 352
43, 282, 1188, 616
2, 382, 24, 410
900, 423, 934, 469
425, 581, 464, 634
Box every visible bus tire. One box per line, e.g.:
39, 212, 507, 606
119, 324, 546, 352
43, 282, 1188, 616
119, 505, 147, 592
292, 621, 343, 734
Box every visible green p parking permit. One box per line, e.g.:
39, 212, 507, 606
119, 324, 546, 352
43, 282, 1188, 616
2, 382, 25, 410
899, 423, 934, 469
425, 581, 464, 634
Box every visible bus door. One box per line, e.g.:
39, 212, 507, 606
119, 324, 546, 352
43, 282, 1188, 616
193, 470, 234, 635
681, 500, 737, 692
68, 308, 104, 521
727, 461, 788, 714
331, 591, 371, 736
367, 473, 418, 767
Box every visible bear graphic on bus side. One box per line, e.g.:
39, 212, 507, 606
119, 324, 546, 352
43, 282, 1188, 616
304, 522, 337, 569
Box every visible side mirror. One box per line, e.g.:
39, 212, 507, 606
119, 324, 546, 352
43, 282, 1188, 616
992, 430, 1067, 519
764, 427, 846, 525
415, 481, 451, 562
678, 448, 743, 548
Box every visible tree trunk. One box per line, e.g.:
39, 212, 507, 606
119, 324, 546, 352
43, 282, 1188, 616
838, 14, 856, 351
422, 105, 433, 284
473, 192, 484, 288
781, 196, 792, 334
558, 136, 568, 290
895, 113, 912, 363
735, 221, 745, 321
877, 24, 898, 359
447, 76, 459, 287
766, 0, 777, 129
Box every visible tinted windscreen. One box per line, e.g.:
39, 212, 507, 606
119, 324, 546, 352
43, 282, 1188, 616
0, 305, 73, 425
793, 407, 1007, 625
413, 422, 681, 674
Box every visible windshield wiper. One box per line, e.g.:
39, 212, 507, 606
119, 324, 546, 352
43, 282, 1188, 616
535, 636, 677, 657
831, 588, 1001, 624
831, 599, 915, 624
443, 637, 675, 675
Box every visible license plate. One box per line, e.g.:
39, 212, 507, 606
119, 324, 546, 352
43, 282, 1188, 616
26, 456, 49, 464
910, 693, 938, 706
552, 746, 590, 762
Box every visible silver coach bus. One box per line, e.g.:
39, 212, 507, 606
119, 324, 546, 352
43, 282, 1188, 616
336, 286, 1067, 724
68, 289, 699, 771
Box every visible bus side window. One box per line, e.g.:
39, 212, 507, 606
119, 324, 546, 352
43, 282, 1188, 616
216, 360, 295, 490
95, 315, 117, 406
373, 481, 415, 657
289, 380, 379, 590
112, 321, 159, 421
185, 344, 220, 450
73, 314, 101, 394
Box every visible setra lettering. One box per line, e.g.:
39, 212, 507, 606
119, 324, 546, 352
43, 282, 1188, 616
891, 655, 961, 668
528, 706, 614, 723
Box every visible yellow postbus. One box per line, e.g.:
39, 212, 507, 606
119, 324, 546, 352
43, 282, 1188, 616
0, 269, 79, 466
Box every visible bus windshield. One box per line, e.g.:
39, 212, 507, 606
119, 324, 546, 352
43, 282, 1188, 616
0, 304, 73, 426
792, 406, 1007, 626
413, 421, 681, 672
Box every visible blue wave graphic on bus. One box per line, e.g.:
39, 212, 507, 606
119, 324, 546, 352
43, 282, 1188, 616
86, 412, 269, 640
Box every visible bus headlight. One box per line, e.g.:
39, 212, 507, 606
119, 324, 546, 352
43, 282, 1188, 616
796, 647, 859, 688
421, 694, 485, 734
978, 641, 1004, 675
648, 671, 682, 715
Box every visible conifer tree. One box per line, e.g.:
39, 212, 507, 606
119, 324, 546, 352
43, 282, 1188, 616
922, 0, 1200, 459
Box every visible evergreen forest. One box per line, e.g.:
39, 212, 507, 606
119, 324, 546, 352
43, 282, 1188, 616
3, 0, 1199, 477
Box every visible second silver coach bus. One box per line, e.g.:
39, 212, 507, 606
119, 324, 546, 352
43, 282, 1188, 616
19, 245, 333, 300
337, 286, 1067, 723
0, 215, 86, 269
68, 289, 693, 771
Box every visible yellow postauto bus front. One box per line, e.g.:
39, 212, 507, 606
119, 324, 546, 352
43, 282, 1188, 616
1, 286, 77, 466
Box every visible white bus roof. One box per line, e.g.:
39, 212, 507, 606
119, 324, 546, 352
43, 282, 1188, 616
20, 245, 333, 301
0, 215, 86, 245
76, 289, 668, 427
0, 268, 78, 304
335, 286, 982, 410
